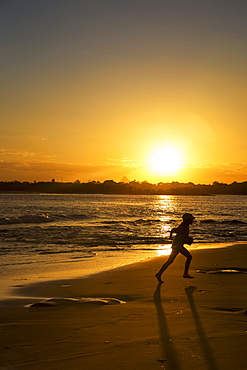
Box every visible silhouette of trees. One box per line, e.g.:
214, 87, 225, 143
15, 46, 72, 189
0, 180, 247, 195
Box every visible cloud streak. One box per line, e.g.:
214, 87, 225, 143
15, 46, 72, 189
0, 149, 36, 157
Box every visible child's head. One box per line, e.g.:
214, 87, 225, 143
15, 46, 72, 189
182, 213, 195, 224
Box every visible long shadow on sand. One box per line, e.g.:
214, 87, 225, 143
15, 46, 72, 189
154, 284, 219, 370
153, 283, 181, 370
185, 286, 218, 370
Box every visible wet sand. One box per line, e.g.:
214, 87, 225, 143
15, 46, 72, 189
0, 244, 247, 370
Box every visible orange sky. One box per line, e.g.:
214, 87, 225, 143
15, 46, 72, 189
1, 1, 247, 184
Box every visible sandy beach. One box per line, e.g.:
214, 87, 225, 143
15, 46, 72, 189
0, 243, 247, 370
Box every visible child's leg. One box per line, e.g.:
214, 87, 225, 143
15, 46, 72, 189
155, 250, 179, 282
179, 247, 193, 278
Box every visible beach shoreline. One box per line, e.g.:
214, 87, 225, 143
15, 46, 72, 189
1, 243, 247, 369
1, 241, 245, 304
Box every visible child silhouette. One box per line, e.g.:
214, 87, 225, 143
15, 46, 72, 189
155, 213, 195, 282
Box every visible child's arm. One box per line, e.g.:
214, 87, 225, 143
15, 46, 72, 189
170, 223, 189, 239
170, 227, 178, 239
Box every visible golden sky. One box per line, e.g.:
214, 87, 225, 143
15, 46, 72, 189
1, 1, 247, 184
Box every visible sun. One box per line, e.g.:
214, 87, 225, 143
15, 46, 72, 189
149, 145, 182, 174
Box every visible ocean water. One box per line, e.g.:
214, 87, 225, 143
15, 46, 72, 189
0, 193, 247, 294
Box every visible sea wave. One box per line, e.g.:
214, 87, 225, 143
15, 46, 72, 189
200, 219, 246, 225
0, 213, 54, 225
0, 212, 93, 225
103, 219, 162, 225
37, 249, 96, 256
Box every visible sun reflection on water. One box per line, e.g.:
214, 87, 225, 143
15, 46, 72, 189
156, 245, 172, 256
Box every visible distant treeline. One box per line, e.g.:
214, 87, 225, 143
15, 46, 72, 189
1, 180, 247, 195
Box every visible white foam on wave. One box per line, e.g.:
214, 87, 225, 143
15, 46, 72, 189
0, 213, 54, 225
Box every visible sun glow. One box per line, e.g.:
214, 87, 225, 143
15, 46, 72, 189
149, 145, 183, 174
